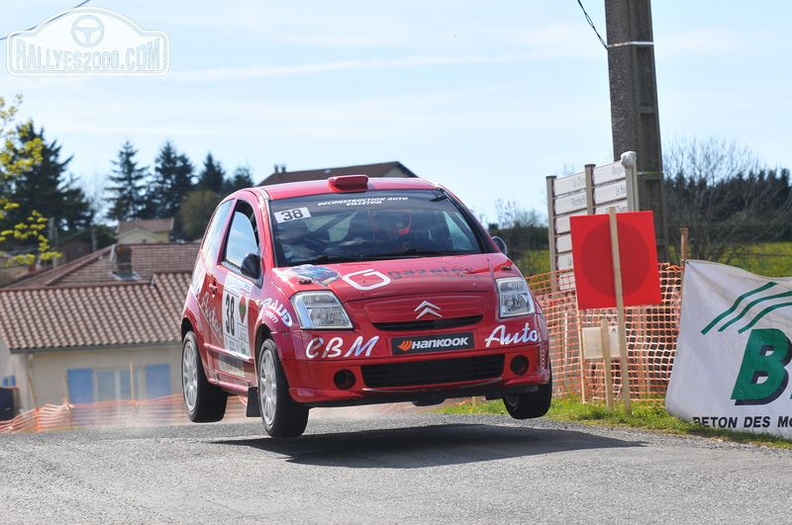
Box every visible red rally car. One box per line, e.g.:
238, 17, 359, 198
180, 175, 551, 437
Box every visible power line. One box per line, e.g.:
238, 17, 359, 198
576, 0, 608, 50
0, 0, 91, 42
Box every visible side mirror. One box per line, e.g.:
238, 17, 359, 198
492, 236, 508, 256
240, 253, 261, 280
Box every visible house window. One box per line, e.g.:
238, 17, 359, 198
134, 364, 172, 399
67, 364, 172, 403
96, 368, 132, 402
67, 368, 95, 404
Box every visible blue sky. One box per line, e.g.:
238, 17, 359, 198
2, 1, 791, 225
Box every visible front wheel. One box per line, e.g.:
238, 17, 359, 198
503, 377, 552, 419
258, 339, 309, 437
182, 331, 227, 422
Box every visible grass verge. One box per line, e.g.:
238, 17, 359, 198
438, 396, 792, 449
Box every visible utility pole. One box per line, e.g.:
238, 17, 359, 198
605, 0, 669, 260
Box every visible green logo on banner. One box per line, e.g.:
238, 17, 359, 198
702, 282, 792, 335
731, 329, 792, 405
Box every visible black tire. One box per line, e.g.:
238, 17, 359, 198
182, 331, 228, 422
502, 377, 553, 419
258, 339, 309, 438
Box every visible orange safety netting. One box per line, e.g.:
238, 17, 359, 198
0, 395, 250, 434
529, 263, 683, 403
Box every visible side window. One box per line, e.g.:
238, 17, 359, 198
444, 212, 477, 252
203, 200, 233, 264
224, 201, 260, 269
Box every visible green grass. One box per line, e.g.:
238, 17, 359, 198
439, 396, 792, 449
730, 241, 792, 277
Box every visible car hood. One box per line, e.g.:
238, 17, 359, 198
271, 253, 517, 302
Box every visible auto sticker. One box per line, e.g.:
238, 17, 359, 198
198, 290, 222, 340
317, 196, 410, 207
484, 323, 539, 348
218, 354, 246, 376
260, 297, 293, 327
222, 274, 253, 357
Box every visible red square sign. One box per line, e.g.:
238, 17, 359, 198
570, 211, 661, 310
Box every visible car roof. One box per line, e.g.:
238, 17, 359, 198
246, 176, 441, 201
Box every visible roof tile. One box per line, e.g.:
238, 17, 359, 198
8, 242, 199, 289
0, 273, 192, 352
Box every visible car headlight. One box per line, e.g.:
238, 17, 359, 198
497, 277, 535, 318
291, 291, 353, 329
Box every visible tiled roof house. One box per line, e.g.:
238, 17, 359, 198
8, 242, 199, 289
0, 243, 199, 411
117, 217, 175, 244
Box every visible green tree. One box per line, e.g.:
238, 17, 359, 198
105, 141, 149, 222
145, 141, 194, 236
664, 137, 792, 263
4, 124, 93, 233
488, 199, 549, 276
180, 189, 223, 241
196, 152, 225, 194
0, 95, 56, 266
223, 165, 254, 194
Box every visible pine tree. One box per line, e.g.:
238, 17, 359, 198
5, 124, 93, 232
196, 152, 225, 194
223, 165, 254, 194
105, 141, 149, 222
145, 141, 194, 220
0, 94, 56, 267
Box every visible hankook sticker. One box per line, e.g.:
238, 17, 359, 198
391, 332, 475, 354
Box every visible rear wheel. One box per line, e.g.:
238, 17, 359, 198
503, 377, 552, 419
182, 331, 227, 422
258, 339, 309, 437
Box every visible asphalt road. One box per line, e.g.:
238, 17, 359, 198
2, 410, 791, 524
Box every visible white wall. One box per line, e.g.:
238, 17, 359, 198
23, 344, 181, 409
118, 229, 168, 244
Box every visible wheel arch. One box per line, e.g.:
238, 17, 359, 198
254, 322, 273, 363
181, 315, 212, 384
181, 317, 194, 340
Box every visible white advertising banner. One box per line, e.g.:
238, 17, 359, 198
666, 260, 792, 438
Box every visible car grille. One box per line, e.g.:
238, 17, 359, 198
361, 354, 504, 388
372, 315, 482, 332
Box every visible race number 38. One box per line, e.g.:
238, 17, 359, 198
221, 287, 251, 357
224, 294, 236, 337
274, 207, 311, 223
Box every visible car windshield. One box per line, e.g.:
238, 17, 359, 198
269, 189, 485, 267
